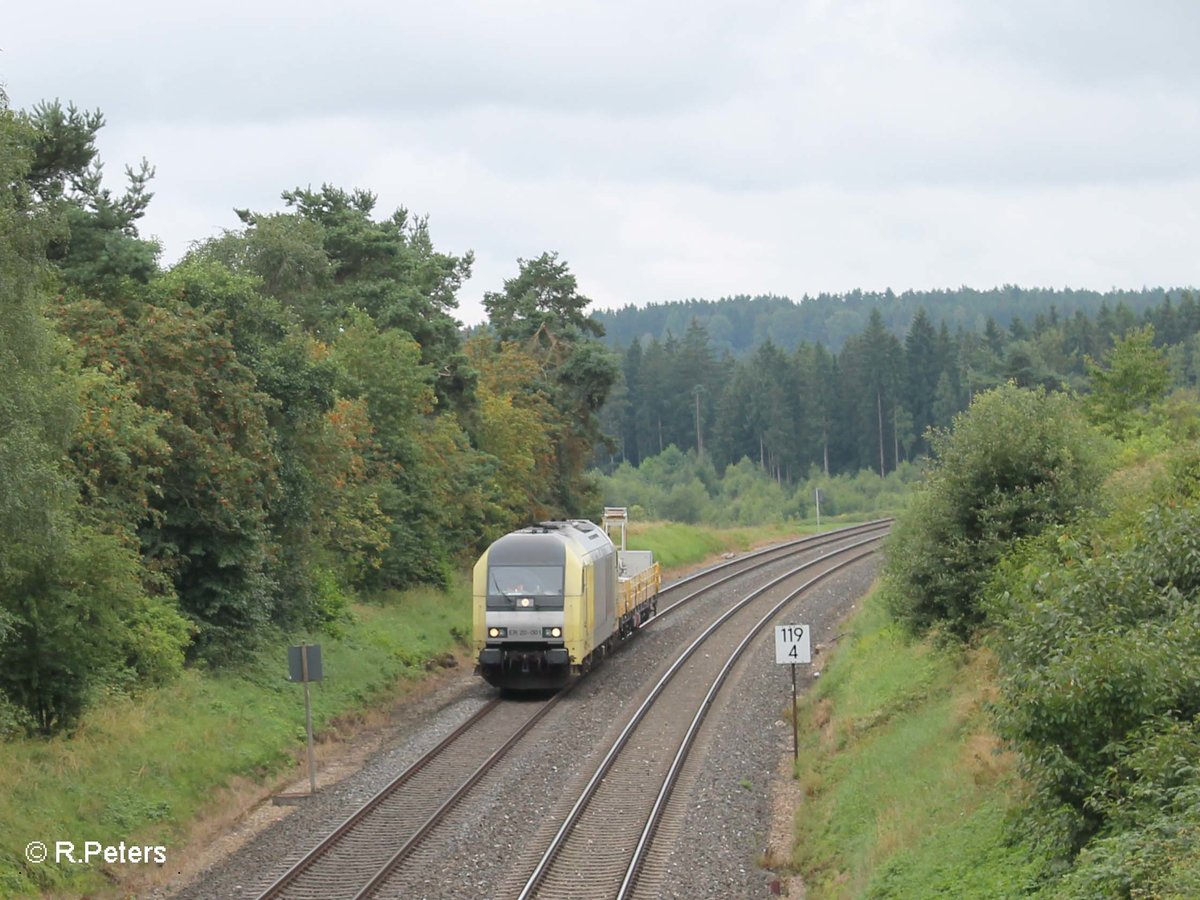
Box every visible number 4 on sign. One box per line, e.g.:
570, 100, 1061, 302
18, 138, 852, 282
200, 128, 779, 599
775, 623, 812, 762
774, 624, 811, 665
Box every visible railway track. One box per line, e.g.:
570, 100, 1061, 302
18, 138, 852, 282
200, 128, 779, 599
253, 521, 887, 900
510, 533, 882, 900
255, 694, 569, 900
652, 519, 889, 618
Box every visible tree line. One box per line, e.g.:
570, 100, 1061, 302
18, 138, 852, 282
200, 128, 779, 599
599, 290, 1200, 481
0, 98, 616, 734
594, 286, 1181, 355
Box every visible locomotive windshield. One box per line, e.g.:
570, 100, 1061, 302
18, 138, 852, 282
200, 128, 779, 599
486, 530, 568, 610
487, 566, 564, 609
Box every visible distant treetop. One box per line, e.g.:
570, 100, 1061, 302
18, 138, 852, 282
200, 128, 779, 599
593, 287, 1187, 354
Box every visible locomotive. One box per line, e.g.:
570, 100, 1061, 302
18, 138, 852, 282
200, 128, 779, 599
472, 508, 660, 690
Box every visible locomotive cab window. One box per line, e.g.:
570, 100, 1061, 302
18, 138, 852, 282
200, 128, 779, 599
485, 531, 568, 610
487, 566, 565, 608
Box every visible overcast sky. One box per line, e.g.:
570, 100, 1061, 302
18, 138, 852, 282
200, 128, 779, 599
5, 0, 1199, 325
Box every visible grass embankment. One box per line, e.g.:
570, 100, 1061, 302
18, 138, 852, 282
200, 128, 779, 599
1, 520, 815, 897
0, 578, 471, 897
629, 516, 884, 569
789, 588, 1044, 898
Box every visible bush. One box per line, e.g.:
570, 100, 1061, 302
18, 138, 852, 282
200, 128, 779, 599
0, 691, 32, 742
885, 384, 1107, 639
986, 500, 1200, 858
0, 525, 190, 734
659, 478, 711, 524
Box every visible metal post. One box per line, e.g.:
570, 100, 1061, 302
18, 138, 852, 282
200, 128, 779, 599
301, 645, 316, 794
791, 662, 799, 762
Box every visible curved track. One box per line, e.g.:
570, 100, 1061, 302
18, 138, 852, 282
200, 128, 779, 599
254, 521, 887, 900
511, 535, 882, 900
653, 520, 889, 617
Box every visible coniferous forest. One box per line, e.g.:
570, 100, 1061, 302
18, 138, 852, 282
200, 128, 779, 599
596, 288, 1200, 480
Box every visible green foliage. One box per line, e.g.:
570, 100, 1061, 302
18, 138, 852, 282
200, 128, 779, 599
1053, 775, 1200, 897
22, 100, 160, 297
0, 526, 190, 733
597, 289, 1200, 488
267, 184, 476, 408
0, 103, 187, 732
464, 336, 559, 534
482, 251, 603, 344
69, 361, 171, 543
1084, 324, 1171, 437
310, 566, 354, 637
603, 306, 950, 485
885, 384, 1108, 639
597, 446, 913, 527
986, 493, 1200, 861
484, 253, 619, 517
712, 457, 790, 524
0, 692, 33, 741
332, 311, 454, 587
20, 101, 104, 202
197, 212, 333, 306
57, 295, 280, 658
595, 288, 1175, 357
839, 308, 905, 475
156, 257, 387, 627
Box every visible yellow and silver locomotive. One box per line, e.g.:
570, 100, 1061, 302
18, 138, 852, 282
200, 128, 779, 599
472, 509, 659, 690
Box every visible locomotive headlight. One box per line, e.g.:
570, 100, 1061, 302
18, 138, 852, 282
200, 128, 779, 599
518, 597, 532, 608
542, 626, 563, 638
488, 626, 507, 638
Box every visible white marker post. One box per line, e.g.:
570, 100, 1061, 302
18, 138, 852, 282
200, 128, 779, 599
774, 624, 811, 761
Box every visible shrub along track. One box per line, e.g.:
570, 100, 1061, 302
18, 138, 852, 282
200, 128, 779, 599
188, 522, 887, 900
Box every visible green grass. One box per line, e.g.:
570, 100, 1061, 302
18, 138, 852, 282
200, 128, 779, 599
790, 588, 1047, 898
629, 517, 883, 570
0, 576, 472, 897
628, 521, 751, 567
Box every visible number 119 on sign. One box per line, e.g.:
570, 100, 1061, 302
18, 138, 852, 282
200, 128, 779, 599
774, 624, 811, 664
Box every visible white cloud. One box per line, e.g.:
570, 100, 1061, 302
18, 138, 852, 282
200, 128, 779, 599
4, 0, 1197, 326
